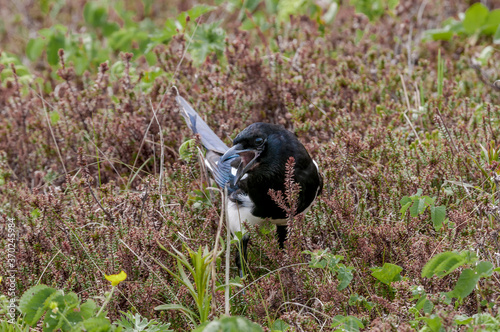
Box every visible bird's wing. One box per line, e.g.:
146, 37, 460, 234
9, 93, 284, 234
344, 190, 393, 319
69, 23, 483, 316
205, 150, 239, 189
177, 95, 240, 189
176, 96, 229, 154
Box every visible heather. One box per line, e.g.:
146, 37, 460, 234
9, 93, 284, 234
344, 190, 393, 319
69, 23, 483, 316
0, 0, 500, 331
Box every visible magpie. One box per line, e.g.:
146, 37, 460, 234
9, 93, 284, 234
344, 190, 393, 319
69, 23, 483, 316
177, 95, 322, 276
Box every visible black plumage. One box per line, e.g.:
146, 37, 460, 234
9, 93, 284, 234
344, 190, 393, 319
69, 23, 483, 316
177, 95, 322, 275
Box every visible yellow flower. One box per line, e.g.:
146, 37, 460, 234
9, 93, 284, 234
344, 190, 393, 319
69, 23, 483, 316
105, 271, 127, 286
0, 276, 2, 283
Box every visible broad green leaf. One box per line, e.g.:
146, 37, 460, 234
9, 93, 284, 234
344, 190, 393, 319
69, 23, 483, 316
43, 293, 66, 331
482, 9, 500, 35
79, 299, 96, 319
446, 268, 479, 299
454, 314, 473, 325
409, 198, 426, 217
421, 314, 442, 332
82, 317, 114, 331
415, 295, 427, 310
425, 29, 454, 41
370, 263, 403, 285
47, 32, 65, 66
18, 285, 58, 326
421, 251, 468, 278
102, 22, 120, 37
430, 205, 446, 231
423, 298, 434, 314
475, 261, 493, 278
272, 319, 289, 331
423, 196, 435, 206
26, 38, 46, 62
336, 265, 354, 291
399, 201, 411, 217
83, 3, 109, 28
463, 3, 489, 35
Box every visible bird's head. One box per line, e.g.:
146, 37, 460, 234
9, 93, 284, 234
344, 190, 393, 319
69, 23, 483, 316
220, 123, 275, 184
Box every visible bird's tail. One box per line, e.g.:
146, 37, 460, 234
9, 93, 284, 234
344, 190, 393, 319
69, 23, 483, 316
176, 96, 229, 154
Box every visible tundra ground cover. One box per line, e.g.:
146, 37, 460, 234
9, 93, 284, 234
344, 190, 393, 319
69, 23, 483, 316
1, 0, 500, 330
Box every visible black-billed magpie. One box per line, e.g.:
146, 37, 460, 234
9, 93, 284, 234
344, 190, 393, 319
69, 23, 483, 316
177, 95, 322, 275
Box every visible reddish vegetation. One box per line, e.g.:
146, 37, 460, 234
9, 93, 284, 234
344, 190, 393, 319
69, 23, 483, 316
1, 0, 499, 330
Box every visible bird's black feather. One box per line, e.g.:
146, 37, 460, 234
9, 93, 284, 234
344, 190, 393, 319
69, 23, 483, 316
177, 95, 322, 275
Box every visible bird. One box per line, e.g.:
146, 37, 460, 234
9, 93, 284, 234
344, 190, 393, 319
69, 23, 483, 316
176, 95, 322, 277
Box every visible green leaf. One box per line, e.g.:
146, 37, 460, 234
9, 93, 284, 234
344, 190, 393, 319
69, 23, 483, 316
331, 315, 364, 332
494, 25, 500, 44
83, 2, 109, 28
80, 299, 97, 320
482, 9, 500, 35
430, 205, 446, 231
387, 0, 399, 11
42, 294, 66, 331
191, 21, 226, 65
454, 314, 473, 325
155, 304, 198, 325
421, 251, 468, 278
336, 265, 354, 291
26, 38, 46, 62
370, 263, 403, 285
192, 316, 264, 332
46, 32, 65, 66
421, 314, 442, 332
423, 298, 434, 314
445, 268, 479, 299
428, 29, 453, 43
409, 198, 426, 217
82, 317, 114, 331
272, 319, 289, 331
400, 202, 411, 217
471, 313, 500, 329
18, 285, 58, 326
475, 261, 493, 278
463, 3, 489, 35
187, 4, 215, 22
102, 22, 120, 37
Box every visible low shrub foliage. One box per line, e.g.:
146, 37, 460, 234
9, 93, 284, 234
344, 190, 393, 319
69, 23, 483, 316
1, 0, 499, 331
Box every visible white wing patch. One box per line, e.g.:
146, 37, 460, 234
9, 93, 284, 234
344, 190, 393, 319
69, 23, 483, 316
230, 167, 248, 180
204, 159, 213, 172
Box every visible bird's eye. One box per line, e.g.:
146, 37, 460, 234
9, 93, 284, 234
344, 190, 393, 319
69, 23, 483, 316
254, 137, 264, 145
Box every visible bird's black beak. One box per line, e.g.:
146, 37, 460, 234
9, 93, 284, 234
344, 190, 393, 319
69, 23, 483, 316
221, 143, 261, 184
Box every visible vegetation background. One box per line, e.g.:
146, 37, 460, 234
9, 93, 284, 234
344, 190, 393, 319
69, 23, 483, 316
1, 0, 500, 331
